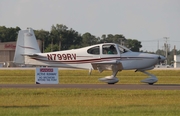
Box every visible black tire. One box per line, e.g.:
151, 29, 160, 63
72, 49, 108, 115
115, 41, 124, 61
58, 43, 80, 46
108, 83, 115, 84
148, 83, 154, 85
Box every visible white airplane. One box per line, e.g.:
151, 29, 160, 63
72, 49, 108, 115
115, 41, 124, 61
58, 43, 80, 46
14, 28, 166, 85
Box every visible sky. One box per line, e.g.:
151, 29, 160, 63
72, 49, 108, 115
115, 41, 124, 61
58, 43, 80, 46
0, 0, 180, 52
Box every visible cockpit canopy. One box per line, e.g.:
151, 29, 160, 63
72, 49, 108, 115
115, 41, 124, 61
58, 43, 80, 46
118, 44, 131, 53
87, 43, 131, 55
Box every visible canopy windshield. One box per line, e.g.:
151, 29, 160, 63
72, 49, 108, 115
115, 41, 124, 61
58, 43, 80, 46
118, 44, 131, 53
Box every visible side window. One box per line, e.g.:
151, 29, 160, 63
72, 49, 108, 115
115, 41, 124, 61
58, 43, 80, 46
102, 45, 117, 54
87, 46, 100, 55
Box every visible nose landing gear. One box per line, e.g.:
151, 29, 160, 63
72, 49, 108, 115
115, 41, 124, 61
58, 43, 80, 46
139, 71, 158, 85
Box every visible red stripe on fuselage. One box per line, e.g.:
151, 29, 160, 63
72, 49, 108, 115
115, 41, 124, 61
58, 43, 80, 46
30, 56, 155, 64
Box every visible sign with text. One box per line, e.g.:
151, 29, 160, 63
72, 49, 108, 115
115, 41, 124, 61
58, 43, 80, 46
35, 68, 59, 84
4, 44, 16, 49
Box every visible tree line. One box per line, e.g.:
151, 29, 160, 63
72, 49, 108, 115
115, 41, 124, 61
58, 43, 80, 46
0, 24, 142, 52
0, 24, 179, 65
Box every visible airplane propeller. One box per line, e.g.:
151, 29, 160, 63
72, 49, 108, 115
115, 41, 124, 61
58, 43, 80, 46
157, 55, 165, 64
158, 56, 161, 64
158, 56, 161, 60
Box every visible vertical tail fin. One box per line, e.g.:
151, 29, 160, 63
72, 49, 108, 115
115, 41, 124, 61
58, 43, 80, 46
13, 28, 41, 64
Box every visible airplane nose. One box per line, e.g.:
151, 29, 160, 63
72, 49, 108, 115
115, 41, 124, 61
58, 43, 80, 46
158, 55, 166, 62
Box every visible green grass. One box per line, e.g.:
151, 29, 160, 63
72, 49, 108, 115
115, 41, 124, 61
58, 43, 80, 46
0, 89, 180, 116
0, 69, 180, 84
0, 69, 180, 116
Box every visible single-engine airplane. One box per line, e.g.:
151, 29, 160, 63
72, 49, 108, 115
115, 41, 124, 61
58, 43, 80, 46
14, 28, 166, 85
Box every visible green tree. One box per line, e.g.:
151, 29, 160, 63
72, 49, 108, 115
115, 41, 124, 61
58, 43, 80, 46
50, 24, 68, 51
0, 26, 20, 42
156, 49, 165, 56
99, 34, 126, 45
44, 44, 59, 52
34, 29, 49, 52
125, 39, 142, 52
175, 50, 180, 55
101, 34, 106, 42
62, 28, 82, 50
81, 32, 99, 47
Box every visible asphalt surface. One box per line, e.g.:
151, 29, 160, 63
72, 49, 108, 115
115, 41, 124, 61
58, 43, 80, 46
0, 84, 180, 90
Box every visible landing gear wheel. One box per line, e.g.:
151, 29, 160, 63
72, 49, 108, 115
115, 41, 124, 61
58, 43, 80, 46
148, 83, 154, 85
108, 83, 115, 85
140, 71, 158, 85
99, 76, 119, 84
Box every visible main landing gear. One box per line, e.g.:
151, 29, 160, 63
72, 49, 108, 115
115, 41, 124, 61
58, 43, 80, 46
98, 65, 120, 84
99, 75, 119, 84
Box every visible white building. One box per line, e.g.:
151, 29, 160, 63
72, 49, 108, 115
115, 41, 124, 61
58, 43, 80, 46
174, 55, 180, 68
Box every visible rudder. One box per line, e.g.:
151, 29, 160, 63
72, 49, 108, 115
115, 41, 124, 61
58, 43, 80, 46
13, 28, 41, 64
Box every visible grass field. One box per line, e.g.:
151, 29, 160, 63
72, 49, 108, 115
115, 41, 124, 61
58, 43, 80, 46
0, 69, 180, 116
0, 69, 180, 84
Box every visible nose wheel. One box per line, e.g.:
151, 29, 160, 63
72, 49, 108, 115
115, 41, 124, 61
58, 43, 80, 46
138, 70, 158, 85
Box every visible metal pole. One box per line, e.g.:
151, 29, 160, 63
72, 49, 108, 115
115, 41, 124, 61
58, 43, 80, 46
164, 37, 169, 65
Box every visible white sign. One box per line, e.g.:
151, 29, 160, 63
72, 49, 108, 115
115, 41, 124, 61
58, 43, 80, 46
35, 68, 59, 84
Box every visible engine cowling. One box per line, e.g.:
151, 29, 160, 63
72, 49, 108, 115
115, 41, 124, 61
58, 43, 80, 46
137, 66, 155, 71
